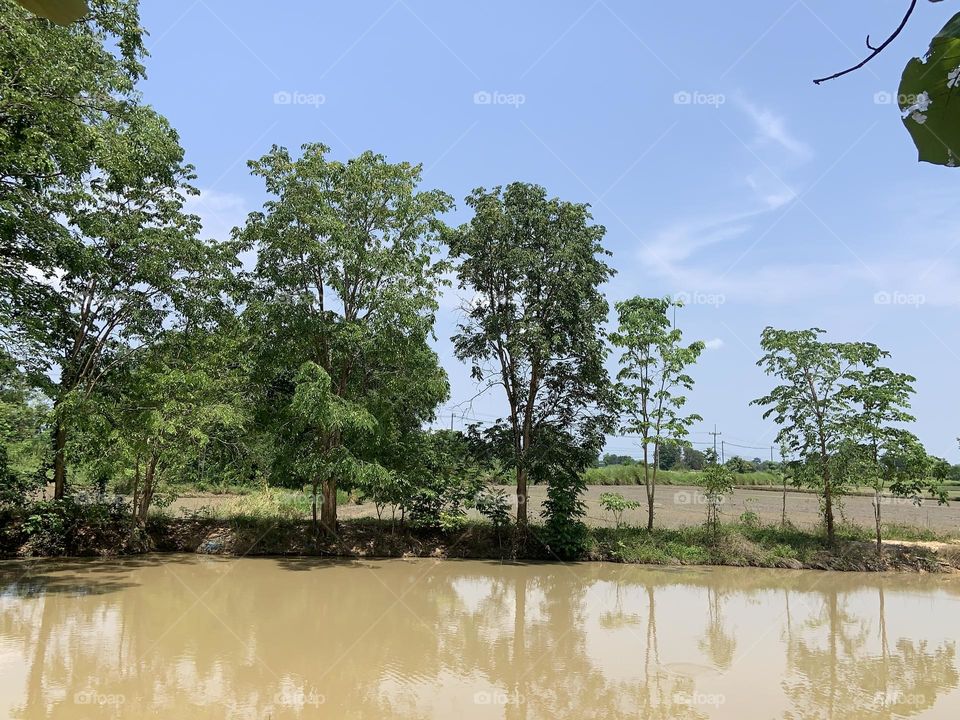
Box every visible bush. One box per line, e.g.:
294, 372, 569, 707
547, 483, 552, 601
541, 469, 588, 559
598, 492, 641, 528
19, 493, 135, 555
0, 446, 44, 512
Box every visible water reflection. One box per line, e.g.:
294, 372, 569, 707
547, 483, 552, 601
0, 557, 958, 719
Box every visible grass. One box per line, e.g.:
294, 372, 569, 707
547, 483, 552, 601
584, 465, 780, 487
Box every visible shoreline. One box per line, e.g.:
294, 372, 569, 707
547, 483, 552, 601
3, 515, 958, 574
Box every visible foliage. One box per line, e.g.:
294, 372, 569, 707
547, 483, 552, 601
724, 456, 754, 473
536, 425, 594, 558
683, 446, 707, 470
611, 296, 704, 530
1, 0, 146, 364
402, 430, 485, 531
241, 143, 451, 532
448, 181, 614, 526
657, 441, 681, 470
898, 12, 960, 166
599, 491, 641, 528
475, 486, 511, 530
702, 462, 734, 531
599, 453, 636, 467
752, 327, 900, 543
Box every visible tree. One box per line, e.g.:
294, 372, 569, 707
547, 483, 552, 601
1, 0, 146, 364
752, 327, 889, 544
843, 363, 931, 553
109, 327, 249, 522
657, 440, 681, 471
37, 105, 225, 499
448, 182, 614, 528
241, 144, 451, 534
611, 297, 704, 530
702, 461, 733, 532
683, 446, 706, 470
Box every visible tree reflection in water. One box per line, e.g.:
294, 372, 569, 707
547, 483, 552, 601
0, 557, 957, 719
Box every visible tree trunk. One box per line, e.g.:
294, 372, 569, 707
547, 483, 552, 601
516, 467, 528, 527
781, 472, 787, 526
136, 454, 158, 523
874, 490, 883, 556
320, 475, 337, 535
311, 479, 319, 535
823, 474, 835, 544
644, 443, 654, 531
52, 421, 67, 499
819, 442, 835, 544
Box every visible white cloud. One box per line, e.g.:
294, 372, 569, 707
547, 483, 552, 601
740, 99, 810, 160
704, 338, 724, 350
184, 188, 248, 244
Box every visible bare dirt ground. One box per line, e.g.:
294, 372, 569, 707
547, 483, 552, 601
171, 483, 960, 533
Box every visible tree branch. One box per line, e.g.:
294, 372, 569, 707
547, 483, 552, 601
812, 0, 917, 85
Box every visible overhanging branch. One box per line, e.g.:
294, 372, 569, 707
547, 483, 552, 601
812, 0, 918, 85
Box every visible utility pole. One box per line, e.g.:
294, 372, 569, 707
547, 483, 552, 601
721, 440, 725, 464
709, 424, 722, 458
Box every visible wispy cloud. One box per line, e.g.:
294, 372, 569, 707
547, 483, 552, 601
740, 98, 810, 159
184, 188, 248, 243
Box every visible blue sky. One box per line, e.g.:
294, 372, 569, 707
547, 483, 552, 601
139, 1, 960, 460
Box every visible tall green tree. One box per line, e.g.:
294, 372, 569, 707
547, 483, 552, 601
39, 105, 226, 499
447, 182, 614, 528
844, 365, 945, 553
610, 297, 703, 530
1, 0, 146, 362
752, 327, 889, 544
241, 143, 451, 534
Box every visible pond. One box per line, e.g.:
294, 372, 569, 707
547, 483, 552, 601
1, 555, 958, 718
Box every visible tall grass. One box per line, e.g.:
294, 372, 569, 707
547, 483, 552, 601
584, 465, 780, 487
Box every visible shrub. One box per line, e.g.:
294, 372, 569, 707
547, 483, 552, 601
598, 492, 641, 528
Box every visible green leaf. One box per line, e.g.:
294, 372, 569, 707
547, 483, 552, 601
898, 11, 960, 166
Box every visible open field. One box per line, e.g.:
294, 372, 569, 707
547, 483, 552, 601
168, 483, 960, 534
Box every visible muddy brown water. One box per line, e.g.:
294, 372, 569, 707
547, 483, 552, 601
1, 556, 958, 719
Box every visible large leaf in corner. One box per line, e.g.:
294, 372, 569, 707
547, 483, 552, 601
899, 12, 960, 166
